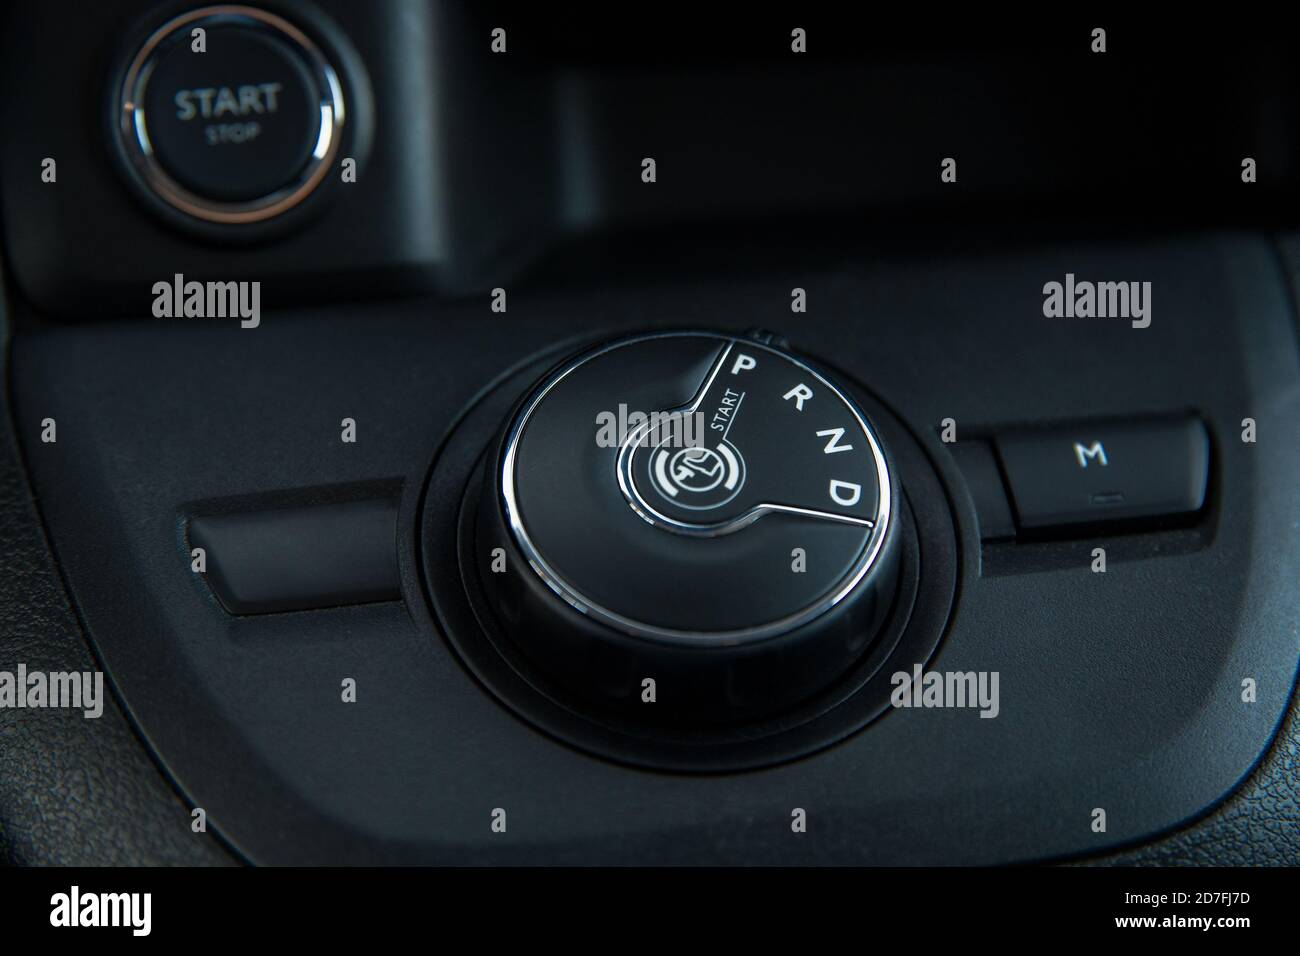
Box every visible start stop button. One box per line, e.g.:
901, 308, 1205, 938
117, 6, 344, 223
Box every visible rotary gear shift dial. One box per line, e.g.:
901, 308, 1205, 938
475, 331, 900, 721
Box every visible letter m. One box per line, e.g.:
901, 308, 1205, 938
208, 281, 239, 318
1073, 441, 1108, 468
1096, 281, 1128, 317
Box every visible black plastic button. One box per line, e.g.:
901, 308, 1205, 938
948, 440, 1016, 540
995, 416, 1210, 532
189, 500, 399, 614
119, 7, 343, 222
143, 25, 319, 201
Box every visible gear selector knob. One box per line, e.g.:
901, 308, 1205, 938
474, 331, 900, 721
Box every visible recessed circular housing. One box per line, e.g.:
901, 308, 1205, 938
116, 5, 344, 224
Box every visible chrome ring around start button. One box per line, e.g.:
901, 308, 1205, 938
117, 5, 345, 224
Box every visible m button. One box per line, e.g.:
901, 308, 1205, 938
995, 416, 1210, 532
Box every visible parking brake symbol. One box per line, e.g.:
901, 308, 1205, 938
651, 442, 745, 509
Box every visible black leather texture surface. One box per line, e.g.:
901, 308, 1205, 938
0, 356, 234, 865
